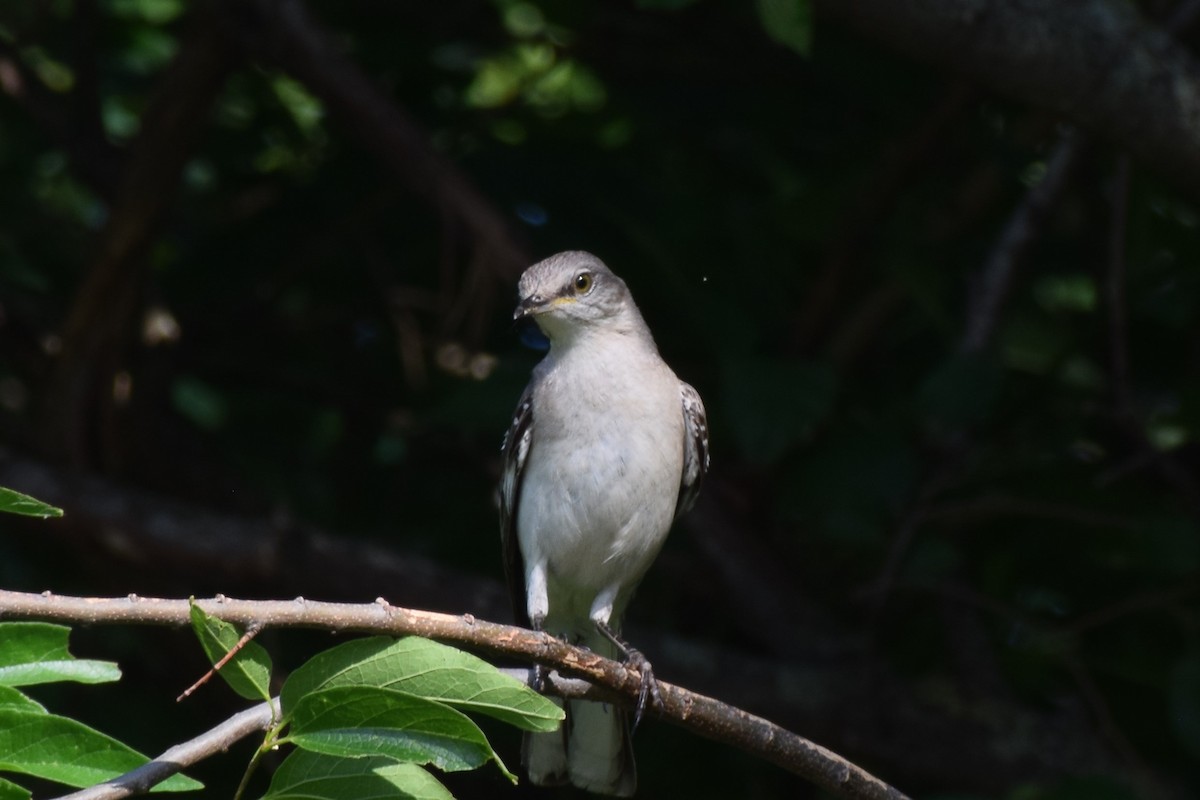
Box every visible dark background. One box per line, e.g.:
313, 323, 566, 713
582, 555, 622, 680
1, 0, 1199, 798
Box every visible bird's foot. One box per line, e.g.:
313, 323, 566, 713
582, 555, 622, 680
623, 644, 662, 732
530, 662, 549, 693
528, 614, 553, 693
595, 621, 662, 732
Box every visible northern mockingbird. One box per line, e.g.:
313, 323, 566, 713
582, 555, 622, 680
499, 251, 709, 796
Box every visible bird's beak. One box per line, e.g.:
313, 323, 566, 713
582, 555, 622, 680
514, 293, 561, 320
513, 296, 541, 320
514, 293, 577, 320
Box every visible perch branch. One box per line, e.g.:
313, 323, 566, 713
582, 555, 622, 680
0, 590, 909, 800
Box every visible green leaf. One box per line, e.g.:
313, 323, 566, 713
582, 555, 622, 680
0, 708, 201, 792
281, 636, 562, 732
171, 375, 228, 431
188, 602, 273, 702
0, 487, 62, 518
0, 686, 45, 713
109, 0, 185, 24
260, 751, 453, 800
916, 353, 1003, 430
756, 0, 812, 57
0, 623, 121, 687
722, 357, 836, 464
287, 685, 514, 781
0, 775, 31, 800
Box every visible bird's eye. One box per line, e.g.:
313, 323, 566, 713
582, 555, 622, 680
573, 272, 593, 294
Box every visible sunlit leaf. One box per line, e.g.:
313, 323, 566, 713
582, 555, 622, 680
188, 602, 273, 702
287, 685, 514, 781
281, 637, 560, 732
0, 487, 62, 518
0, 623, 120, 687
260, 751, 453, 800
0, 708, 200, 792
0, 776, 30, 800
0, 686, 46, 714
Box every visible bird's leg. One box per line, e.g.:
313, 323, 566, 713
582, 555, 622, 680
595, 620, 662, 731
529, 612, 549, 692
526, 564, 553, 692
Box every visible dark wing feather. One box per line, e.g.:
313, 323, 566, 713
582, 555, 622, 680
676, 381, 709, 519
499, 385, 535, 627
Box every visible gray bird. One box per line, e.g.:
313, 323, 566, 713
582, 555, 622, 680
499, 251, 709, 796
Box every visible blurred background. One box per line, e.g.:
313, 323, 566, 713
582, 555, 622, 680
1, 0, 1199, 797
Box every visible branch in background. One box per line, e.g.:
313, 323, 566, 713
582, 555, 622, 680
0, 591, 910, 800
51, 700, 280, 800
817, 0, 1200, 199
232, 0, 530, 291
70, 0, 107, 179
0, 449, 508, 616
792, 79, 977, 354
1061, 654, 1156, 785
39, 7, 237, 467
960, 129, 1085, 353
683, 487, 848, 661
1107, 154, 1133, 416
1096, 0, 1200, 517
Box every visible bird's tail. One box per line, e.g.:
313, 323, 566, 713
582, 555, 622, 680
523, 696, 636, 796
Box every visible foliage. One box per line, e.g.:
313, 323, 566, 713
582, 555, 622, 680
0, 622, 201, 796
189, 606, 561, 799
0, 488, 62, 519
0, 0, 1198, 797
0, 610, 562, 799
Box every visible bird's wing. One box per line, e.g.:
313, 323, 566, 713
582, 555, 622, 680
676, 381, 710, 519
499, 384, 535, 627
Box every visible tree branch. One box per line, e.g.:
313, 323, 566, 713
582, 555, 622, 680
229, 0, 529, 287
960, 129, 1086, 353
817, 0, 1200, 198
39, 6, 237, 466
50, 700, 280, 800
0, 590, 909, 800
0, 451, 1159, 791
0, 448, 508, 615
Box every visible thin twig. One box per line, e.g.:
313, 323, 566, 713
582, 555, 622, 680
1061, 655, 1153, 781
961, 130, 1086, 353
50, 699, 280, 800
1107, 155, 1133, 417
176, 623, 263, 702
0, 590, 910, 800
1062, 579, 1200, 635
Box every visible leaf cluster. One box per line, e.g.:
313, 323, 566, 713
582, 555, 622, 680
0, 604, 562, 799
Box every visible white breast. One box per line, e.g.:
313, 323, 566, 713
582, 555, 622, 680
517, 339, 685, 615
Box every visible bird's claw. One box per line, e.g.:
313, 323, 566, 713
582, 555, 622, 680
594, 621, 662, 732
530, 662, 549, 693
624, 645, 662, 732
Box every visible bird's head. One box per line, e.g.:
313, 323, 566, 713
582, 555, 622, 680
513, 251, 642, 342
